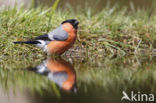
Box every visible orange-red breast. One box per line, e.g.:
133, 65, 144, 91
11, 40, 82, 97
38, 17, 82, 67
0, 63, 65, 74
29, 58, 77, 92
14, 19, 79, 55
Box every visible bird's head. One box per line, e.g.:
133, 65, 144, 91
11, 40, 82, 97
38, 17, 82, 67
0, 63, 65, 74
61, 19, 79, 30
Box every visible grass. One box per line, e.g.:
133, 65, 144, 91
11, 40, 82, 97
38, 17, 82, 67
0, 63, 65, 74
0, 3, 156, 58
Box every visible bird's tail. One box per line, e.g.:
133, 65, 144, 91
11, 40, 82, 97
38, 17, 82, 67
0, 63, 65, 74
14, 41, 40, 44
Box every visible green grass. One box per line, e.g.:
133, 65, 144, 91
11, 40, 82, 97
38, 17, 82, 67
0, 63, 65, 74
0, 4, 156, 58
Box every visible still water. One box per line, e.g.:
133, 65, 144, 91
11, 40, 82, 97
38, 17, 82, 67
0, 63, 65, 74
0, 56, 156, 103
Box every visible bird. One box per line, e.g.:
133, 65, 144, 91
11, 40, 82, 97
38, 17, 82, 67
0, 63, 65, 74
14, 19, 79, 55
28, 57, 77, 92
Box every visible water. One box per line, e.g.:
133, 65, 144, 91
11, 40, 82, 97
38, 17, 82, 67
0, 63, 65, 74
0, 56, 156, 103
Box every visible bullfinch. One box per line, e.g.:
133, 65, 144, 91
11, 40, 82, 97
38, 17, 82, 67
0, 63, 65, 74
14, 19, 79, 55
29, 57, 77, 92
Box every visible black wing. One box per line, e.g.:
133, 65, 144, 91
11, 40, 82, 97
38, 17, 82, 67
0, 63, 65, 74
34, 34, 51, 41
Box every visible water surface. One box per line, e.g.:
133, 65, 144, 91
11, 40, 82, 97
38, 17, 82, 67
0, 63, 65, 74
0, 56, 156, 103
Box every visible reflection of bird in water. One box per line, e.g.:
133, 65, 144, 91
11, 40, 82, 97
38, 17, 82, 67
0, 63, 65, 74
29, 58, 77, 92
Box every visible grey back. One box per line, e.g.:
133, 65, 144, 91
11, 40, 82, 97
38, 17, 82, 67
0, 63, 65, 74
48, 25, 69, 41
48, 72, 68, 87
